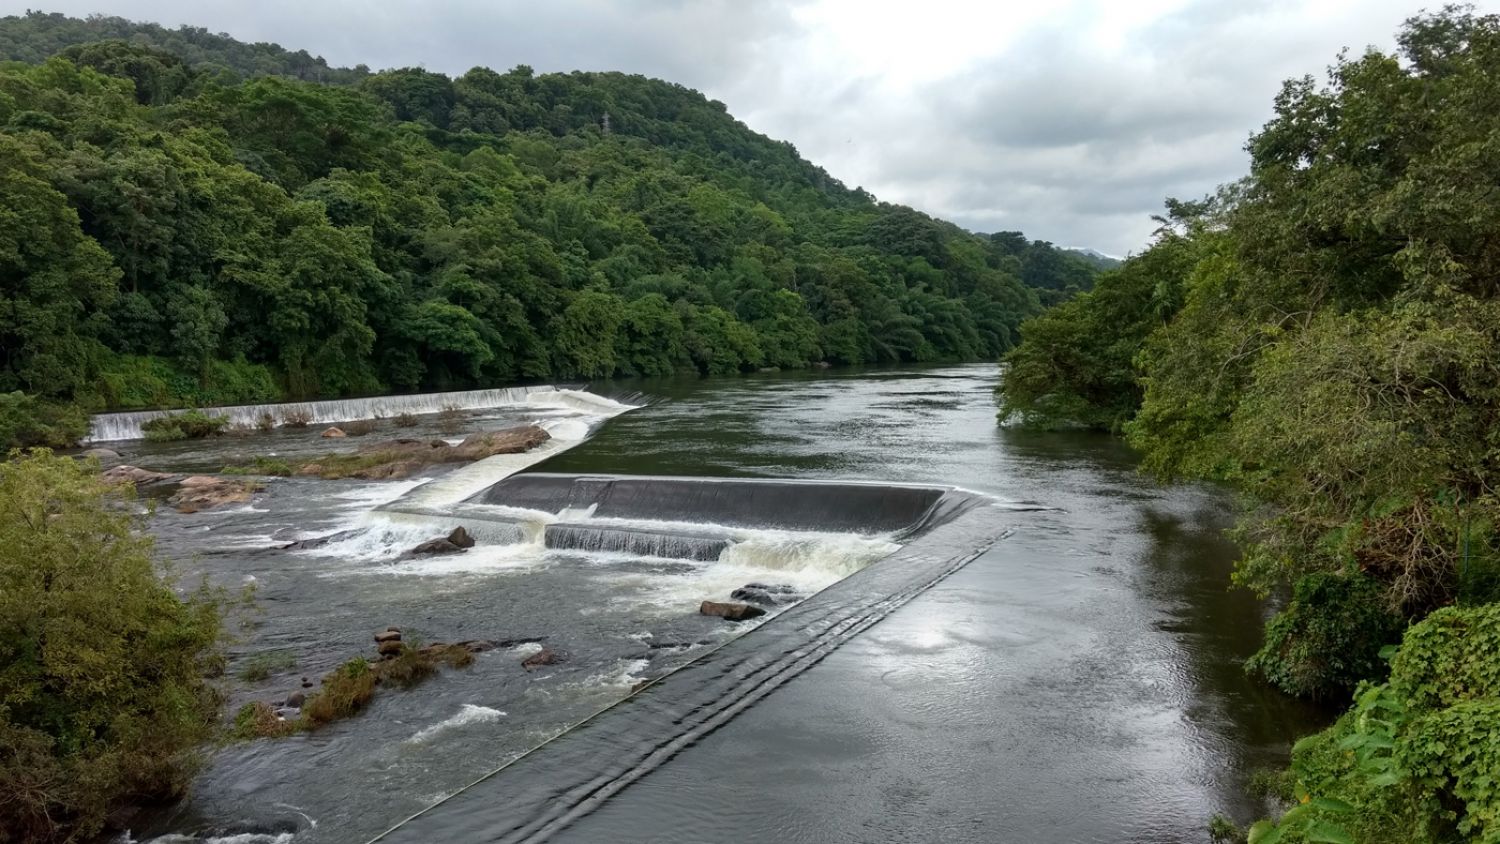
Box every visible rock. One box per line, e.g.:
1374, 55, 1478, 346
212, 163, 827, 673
101, 464, 178, 486
812, 361, 833, 369
730, 583, 800, 607
321, 426, 346, 438
450, 425, 551, 461
300, 677, 313, 688
632, 679, 652, 693
285, 691, 305, 709
374, 630, 403, 644
521, 647, 563, 671
377, 639, 404, 657
386, 625, 401, 633
454, 639, 498, 653
699, 601, 767, 622
447, 526, 475, 549
80, 447, 120, 460
168, 476, 264, 513
410, 538, 465, 555
280, 529, 359, 551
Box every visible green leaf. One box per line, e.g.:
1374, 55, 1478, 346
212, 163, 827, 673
1248, 820, 1284, 844
1306, 820, 1354, 844
1378, 644, 1398, 660
1310, 797, 1355, 813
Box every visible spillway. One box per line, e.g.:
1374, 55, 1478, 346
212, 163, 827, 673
368, 472, 1008, 843
86, 385, 634, 442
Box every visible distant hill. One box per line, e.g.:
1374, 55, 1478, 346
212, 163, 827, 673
0, 11, 1106, 426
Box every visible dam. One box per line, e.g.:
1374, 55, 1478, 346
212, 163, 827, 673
368, 472, 1009, 843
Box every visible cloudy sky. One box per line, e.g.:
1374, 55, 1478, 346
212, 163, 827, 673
24, 0, 1478, 255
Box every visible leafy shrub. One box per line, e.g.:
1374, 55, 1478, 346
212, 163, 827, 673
1253, 603, 1500, 844
393, 412, 418, 427
279, 407, 313, 428
0, 391, 89, 449
0, 451, 224, 842
140, 409, 229, 441
230, 701, 296, 740
1247, 571, 1404, 699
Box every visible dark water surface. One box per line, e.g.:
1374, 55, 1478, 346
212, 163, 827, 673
123, 364, 1323, 844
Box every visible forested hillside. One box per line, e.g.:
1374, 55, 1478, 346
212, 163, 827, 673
997, 8, 1500, 841
0, 11, 1099, 446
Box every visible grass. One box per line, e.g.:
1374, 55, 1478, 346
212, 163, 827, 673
237, 650, 297, 682
233, 645, 476, 740
222, 456, 294, 477
255, 411, 276, 432
437, 405, 465, 434
293, 451, 415, 480
393, 412, 418, 427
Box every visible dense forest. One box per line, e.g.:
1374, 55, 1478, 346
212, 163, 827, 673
999, 8, 1500, 842
0, 11, 1102, 448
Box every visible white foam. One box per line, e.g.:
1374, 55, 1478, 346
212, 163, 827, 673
406, 704, 505, 744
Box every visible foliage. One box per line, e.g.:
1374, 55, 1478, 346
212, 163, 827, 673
0, 11, 1094, 424
300, 657, 375, 727
139, 409, 229, 442
0, 450, 224, 842
221, 457, 293, 477
1246, 572, 1404, 700
1254, 603, 1500, 844
0, 390, 88, 448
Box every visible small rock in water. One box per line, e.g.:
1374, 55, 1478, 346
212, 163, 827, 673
447, 526, 475, 549
168, 476, 263, 513
700, 601, 767, 622
321, 426, 346, 438
285, 691, 305, 708
521, 648, 564, 671
374, 630, 403, 644
410, 538, 465, 555
280, 529, 360, 551
80, 447, 120, 460
377, 639, 405, 657
300, 676, 313, 688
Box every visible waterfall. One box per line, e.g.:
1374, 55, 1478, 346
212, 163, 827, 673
87, 385, 577, 442
543, 523, 731, 561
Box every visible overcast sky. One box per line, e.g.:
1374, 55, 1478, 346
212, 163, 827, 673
20, 0, 1483, 255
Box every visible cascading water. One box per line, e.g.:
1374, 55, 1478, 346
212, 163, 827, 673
86, 385, 636, 442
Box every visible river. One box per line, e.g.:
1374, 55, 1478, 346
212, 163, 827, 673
117, 363, 1324, 844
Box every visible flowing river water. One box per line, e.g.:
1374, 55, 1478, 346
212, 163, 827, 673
112, 364, 1325, 844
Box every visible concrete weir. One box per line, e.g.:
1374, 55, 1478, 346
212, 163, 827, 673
370, 474, 1009, 844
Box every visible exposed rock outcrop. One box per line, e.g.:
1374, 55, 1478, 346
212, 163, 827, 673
168, 476, 265, 513
447, 526, 475, 548
731, 583, 800, 607
321, 427, 347, 438
101, 464, 178, 487
293, 425, 551, 480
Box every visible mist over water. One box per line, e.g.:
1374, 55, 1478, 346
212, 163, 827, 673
114, 365, 1324, 844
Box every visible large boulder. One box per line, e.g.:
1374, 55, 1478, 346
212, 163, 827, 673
410, 538, 465, 555
700, 601, 767, 622
80, 447, 120, 461
168, 476, 264, 513
447, 526, 475, 548
730, 583, 800, 607
321, 427, 346, 438
101, 464, 178, 487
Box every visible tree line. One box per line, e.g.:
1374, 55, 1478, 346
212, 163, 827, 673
997, 8, 1500, 841
0, 11, 1103, 448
